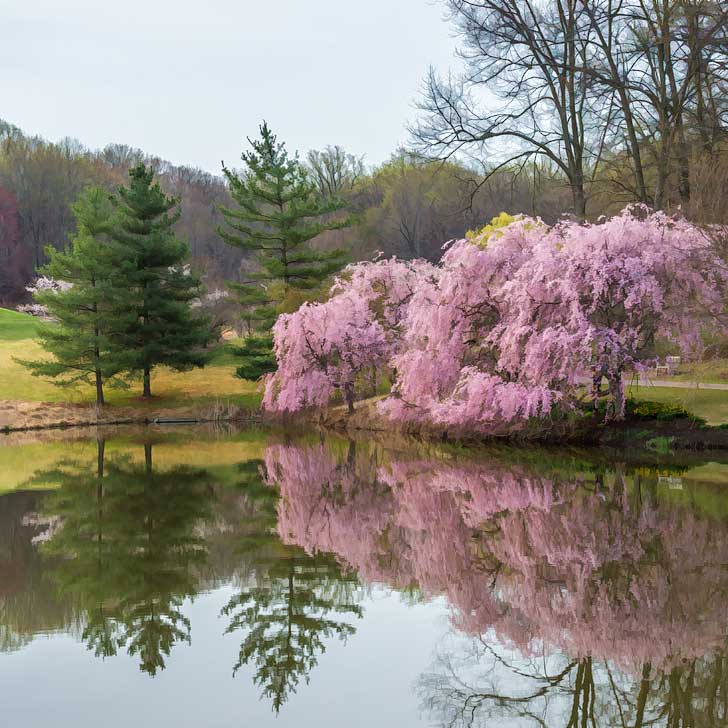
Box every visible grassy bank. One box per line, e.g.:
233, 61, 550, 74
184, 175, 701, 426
0, 309, 260, 412
0, 338, 260, 408
0, 308, 264, 432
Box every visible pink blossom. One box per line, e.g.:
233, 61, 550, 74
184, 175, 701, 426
264, 208, 726, 428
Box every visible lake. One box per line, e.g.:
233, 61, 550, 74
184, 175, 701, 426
1, 426, 728, 727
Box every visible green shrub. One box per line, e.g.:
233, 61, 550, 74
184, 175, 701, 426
626, 398, 691, 421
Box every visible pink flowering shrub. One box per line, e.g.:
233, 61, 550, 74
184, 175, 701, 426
264, 208, 726, 429
263, 292, 388, 412
263, 258, 436, 412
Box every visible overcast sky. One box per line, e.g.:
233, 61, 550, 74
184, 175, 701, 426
1, 0, 457, 173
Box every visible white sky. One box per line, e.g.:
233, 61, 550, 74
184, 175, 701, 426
0, 0, 457, 173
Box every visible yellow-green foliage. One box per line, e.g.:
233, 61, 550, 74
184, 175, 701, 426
465, 212, 520, 247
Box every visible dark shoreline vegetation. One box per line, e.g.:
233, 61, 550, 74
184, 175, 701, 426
4, 400, 728, 458
313, 397, 728, 453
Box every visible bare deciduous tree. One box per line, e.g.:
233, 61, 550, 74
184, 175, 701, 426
307, 145, 365, 198
412, 0, 600, 218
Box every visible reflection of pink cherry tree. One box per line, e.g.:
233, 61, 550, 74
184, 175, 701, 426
487, 484, 728, 672
265, 439, 728, 677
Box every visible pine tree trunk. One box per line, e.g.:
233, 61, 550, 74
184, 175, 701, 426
93, 310, 104, 406
95, 368, 105, 406
143, 366, 152, 398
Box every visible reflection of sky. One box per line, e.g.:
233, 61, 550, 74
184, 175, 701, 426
0, 0, 457, 172
0, 587, 450, 728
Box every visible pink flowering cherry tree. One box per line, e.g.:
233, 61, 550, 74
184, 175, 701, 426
493, 207, 727, 419
263, 207, 727, 430
263, 258, 435, 413
381, 216, 560, 434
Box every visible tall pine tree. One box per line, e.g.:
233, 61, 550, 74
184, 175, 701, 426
20, 187, 131, 405
219, 123, 352, 380
111, 164, 213, 397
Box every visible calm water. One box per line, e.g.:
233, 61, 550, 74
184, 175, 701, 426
2, 428, 728, 727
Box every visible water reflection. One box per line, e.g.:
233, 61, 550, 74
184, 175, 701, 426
34, 439, 214, 674
2, 431, 728, 724
4, 435, 361, 707
221, 458, 362, 712
264, 439, 728, 726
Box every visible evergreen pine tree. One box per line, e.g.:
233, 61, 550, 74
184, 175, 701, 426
219, 122, 352, 380
111, 164, 213, 397
20, 187, 130, 405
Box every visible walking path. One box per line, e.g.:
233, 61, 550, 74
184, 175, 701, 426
576, 375, 728, 391
630, 377, 728, 390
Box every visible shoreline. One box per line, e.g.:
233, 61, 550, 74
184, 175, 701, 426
0, 399, 260, 435
313, 397, 728, 453
4, 395, 728, 454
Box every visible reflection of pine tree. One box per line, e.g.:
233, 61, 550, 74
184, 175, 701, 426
39, 440, 213, 675
222, 459, 362, 712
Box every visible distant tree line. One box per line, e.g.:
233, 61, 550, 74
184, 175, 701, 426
0, 120, 240, 305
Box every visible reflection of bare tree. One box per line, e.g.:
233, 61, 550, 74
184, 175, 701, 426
419, 636, 728, 727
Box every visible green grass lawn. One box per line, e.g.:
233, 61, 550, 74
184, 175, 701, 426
627, 384, 728, 426
0, 308, 260, 409
0, 307, 42, 341
660, 358, 728, 384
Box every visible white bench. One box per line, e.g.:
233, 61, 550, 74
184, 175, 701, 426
655, 356, 681, 377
